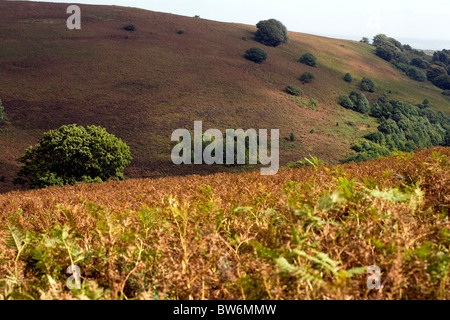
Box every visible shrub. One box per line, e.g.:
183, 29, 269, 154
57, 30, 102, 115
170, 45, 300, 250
406, 67, 427, 82
123, 24, 136, 31
289, 132, 296, 141
299, 53, 317, 67
177, 29, 185, 34
255, 19, 288, 47
14, 124, 132, 189
360, 37, 370, 44
375, 42, 398, 62
300, 72, 315, 83
349, 91, 370, 113
411, 58, 430, 69
442, 90, 450, 96
310, 128, 315, 134
432, 75, 450, 90
372, 34, 389, 47
360, 77, 375, 92
427, 65, 447, 81
343, 73, 353, 83
338, 95, 354, 109
285, 85, 303, 96
244, 47, 268, 63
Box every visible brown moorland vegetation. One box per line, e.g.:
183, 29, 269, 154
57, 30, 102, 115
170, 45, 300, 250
0, 147, 448, 299
0, 1, 449, 193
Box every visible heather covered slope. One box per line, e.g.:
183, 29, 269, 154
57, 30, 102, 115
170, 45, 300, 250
0, 1, 449, 193
0, 148, 448, 299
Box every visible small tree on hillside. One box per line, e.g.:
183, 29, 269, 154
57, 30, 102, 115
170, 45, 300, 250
299, 52, 317, 67
245, 47, 268, 63
344, 73, 353, 82
300, 72, 315, 83
255, 19, 289, 47
360, 37, 370, 44
14, 124, 132, 189
360, 77, 375, 92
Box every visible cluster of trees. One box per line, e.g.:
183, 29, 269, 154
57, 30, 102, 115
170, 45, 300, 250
369, 34, 450, 90
343, 98, 450, 162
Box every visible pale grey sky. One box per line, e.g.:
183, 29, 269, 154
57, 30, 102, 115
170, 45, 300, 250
25, 0, 450, 49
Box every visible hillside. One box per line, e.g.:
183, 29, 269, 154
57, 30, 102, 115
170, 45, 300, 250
0, 147, 448, 299
0, 1, 449, 193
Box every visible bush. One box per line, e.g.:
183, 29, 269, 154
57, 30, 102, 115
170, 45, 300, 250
338, 95, 354, 109
299, 53, 317, 67
360, 77, 375, 92
299, 72, 315, 83
244, 47, 268, 63
177, 29, 185, 34
360, 37, 370, 44
375, 42, 398, 62
343, 73, 353, 82
14, 124, 132, 189
349, 91, 370, 113
255, 19, 288, 47
432, 75, 450, 90
285, 85, 303, 96
406, 67, 427, 82
442, 90, 450, 96
123, 24, 136, 31
289, 132, 296, 141
427, 65, 447, 81
411, 58, 430, 69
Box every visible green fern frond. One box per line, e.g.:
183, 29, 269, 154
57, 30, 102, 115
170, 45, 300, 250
5, 225, 28, 251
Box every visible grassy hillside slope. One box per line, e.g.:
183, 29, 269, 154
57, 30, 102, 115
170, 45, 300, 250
0, 147, 448, 299
0, 1, 449, 193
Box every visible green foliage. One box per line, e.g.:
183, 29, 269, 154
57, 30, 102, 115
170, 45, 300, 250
360, 37, 370, 44
338, 95, 354, 109
286, 155, 325, 169
411, 58, 430, 69
432, 75, 450, 90
123, 24, 136, 32
338, 92, 369, 114
360, 77, 375, 92
375, 41, 398, 62
255, 19, 289, 47
433, 49, 450, 65
285, 85, 303, 96
299, 52, 317, 67
244, 47, 268, 63
300, 72, 315, 83
427, 65, 447, 81
289, 132, 296, 141
406, 66, 427, 82
344, 98, 450, 162
14, 124, 132, 189
349, 91, 370, 113
343, 73, 353, 83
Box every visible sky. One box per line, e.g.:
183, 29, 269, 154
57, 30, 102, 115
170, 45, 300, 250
27, 0, 450, 49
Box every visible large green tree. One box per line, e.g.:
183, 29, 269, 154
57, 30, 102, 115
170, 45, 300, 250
255, 19, 288, 47
14, 124, 132, 189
